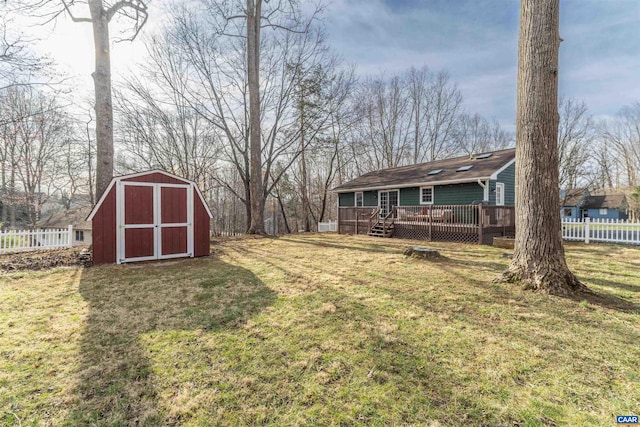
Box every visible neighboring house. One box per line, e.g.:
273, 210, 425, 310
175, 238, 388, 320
560, 188, 590, 219
561, 189, 628, 220
35, 205, 93, 246
333, 148, 516, 244
40, 193, 93, 219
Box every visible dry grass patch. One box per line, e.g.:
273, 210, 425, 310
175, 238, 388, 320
1, 234, 639, 426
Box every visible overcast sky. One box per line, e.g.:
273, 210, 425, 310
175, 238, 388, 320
323, 0, 640, 130
28, 0, 640, 131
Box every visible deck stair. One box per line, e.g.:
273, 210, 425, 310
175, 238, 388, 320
369, 208, 395, 238
369, 222, 394, 237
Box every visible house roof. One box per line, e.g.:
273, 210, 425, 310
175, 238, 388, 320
583, 193, 628, 210
561, 188, 589, 207
36, 205, 92, 230
332, 148, 516, 192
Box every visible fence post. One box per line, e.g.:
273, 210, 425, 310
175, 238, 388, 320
584, 217, 590, 244
68, 225, 74, 247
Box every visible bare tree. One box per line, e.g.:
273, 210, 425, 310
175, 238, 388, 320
558, 97, 593, 189
16, 0, 150, 198
424, 71, 463, 161
0, 86, 71, 225
453, 113, 514, 157
354, 75, 413, 169
407, 66, 430, 164
115, 69, 220, 186
495, 0, 588, 295
600, 102, 640, 188
0, 19, 43, 88
162, 1, 327, 232
245, 0, 263, 233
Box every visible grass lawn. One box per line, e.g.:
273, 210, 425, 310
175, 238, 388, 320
1, 234, 639, 426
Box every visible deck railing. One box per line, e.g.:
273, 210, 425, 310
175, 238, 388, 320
338, 205, 515, 244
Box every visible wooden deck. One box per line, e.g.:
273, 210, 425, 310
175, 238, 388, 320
338, 205, 515, 244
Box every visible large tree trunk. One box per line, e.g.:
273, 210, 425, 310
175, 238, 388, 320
495, 0, 588, 296
88, 0, 114, 198
299, 93, 310, 232
246, 0, 265, 234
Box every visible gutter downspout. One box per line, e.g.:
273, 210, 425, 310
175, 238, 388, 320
478, 179, 490, 202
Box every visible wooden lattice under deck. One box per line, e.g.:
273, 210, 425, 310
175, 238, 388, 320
338, 205, 515, 245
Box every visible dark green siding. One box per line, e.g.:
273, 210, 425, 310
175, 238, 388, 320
339, 191, 377, 207
363, 190, 378, 206
489, 162, 515, 206
339, 192, 354, 207
400, 187, 420, 205
340, 177, 504, 208
434, 182, 484, 205
497, 162, 515, 205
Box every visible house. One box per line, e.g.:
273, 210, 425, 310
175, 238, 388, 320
35, 205, 92, 246
561, 189, 628, 220
333, 148, 516, 244
560, 188, 589, 219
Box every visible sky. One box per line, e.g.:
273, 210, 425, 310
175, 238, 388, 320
22, 0, 640, 131
323, 0, 640, 130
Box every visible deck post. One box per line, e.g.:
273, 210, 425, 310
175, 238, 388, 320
337, 207, 341, 234
478, 205, 484, 244
428, 205, 433, 241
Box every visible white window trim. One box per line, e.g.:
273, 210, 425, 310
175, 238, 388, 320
495, 182, 505, 206
355, 191, 364, 207
599, 208, 608, 215
419, 186, 434, 205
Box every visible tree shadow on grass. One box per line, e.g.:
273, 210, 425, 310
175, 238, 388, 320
65, 256, 276, 426
569, 288, 640, 314
277, 235, 406, 255
439, 254, 640, 314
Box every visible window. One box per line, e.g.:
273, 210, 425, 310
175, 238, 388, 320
495, 182, 505, 206
428, 169, 443, 175
420, 186, 434, 204
563, 208, 573, 217
456, 165, 473, 172
599, 208, 608, 216
355, 192, 363, 207
476, 153, 493, 159
75, 230, 84, 242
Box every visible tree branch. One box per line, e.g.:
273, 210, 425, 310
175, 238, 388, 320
61, 0, 92, 23
106, 0, 147, 23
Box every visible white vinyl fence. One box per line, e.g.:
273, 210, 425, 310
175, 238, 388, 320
562, 218, 640, 245
318, 221, 338, 232
0, 225, 74, 252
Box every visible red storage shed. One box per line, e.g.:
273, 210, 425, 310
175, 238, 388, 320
87, 170, 213, 265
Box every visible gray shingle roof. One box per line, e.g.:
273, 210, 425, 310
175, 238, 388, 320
561, 188, 588, 207
583, 194, 628, 210
332, 148, 515, 192
36, 206, 92, 230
